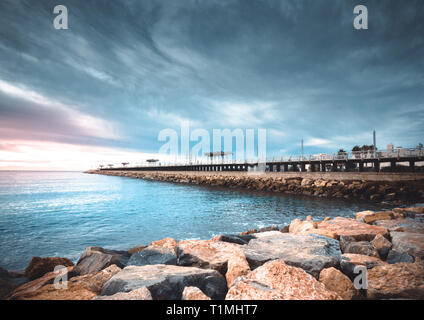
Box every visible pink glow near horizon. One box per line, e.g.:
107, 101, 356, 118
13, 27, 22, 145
0, 140, 162, 171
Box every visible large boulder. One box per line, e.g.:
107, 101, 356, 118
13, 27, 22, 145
24, 257, 74, 280
339, 236, 379, 257
340, 254, 386, 279
7, 266, 74, 300
317, 217, 389, 241
101, 265, 227, 300
390, 232, 424, 261
289, 217, 337, 239
127, 237, 179, 266
356, 211, 393, 224
367, 262, 424, 299
319, 267, 359, 300
93, 286, 152, 300
177, 240, 241, 275
374, 218, 424, 234
127, 246, 177, 266
241, 232, 341, 278
225, 249, 250, 288
386, 250, 415, 264
18, 265, 121, 300
182, 286, 211, 300
289, 218, 315, 234
0, 267, 19, 299
226, 259, 341, 300
72, 247, 130, 276
150, 238, 178, 253
127, 245, 147, 254
212, 234, 255, 245
371, 234, 392, 260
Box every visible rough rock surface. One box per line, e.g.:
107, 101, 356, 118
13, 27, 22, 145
289, 217, 337, 239
213, 234, 255, 245
93, 286, 152, 300
390, 232, 424, 261
0, 279, 16, 299
7, 267, 74, 300
11, 265, 121, 300
226, 259, 341, 300
356, 211, 393, 224
393, 207, 424, 215
92, 170, 424, 204
0, 267, 20, 299
24, 257, 74, 280
371, 234, 392, 259
150, 238, 178, 253
319, 267, 358, 300
367, 262, 424, 299
374, 218, 424, 233
127, 246, 177, 266
339, 237, 379, 257
182, 286, 211, 300
340, 254, 386, 279
241, 232, 341, 278
289, 218, 315, 234
127, 245, 147, 254
386, 250, 415, 264
177, 240, 241, 274
101, 265, 227, 300
72, 246, 130, 276
317, 217, 389, 241
225, 249, 251, 288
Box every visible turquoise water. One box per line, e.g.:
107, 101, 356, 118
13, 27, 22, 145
0, 171, 387, 270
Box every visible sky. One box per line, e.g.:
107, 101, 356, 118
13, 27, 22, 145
0, 0, 423, 170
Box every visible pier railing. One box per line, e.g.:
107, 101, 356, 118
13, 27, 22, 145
97, 148, 424, 172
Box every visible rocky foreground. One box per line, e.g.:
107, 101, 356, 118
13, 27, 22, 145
1, 207, 423, 300
87, 170, 424, 205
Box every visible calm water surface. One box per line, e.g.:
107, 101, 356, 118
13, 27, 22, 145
0, 171, 389, 270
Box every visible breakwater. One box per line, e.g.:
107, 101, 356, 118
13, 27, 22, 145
87, 170, 424, 205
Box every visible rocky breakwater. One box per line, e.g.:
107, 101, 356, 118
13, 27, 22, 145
2, 206, 424, 300
88, 170, 424, 204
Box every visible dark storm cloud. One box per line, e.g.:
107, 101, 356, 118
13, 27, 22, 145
0, 0, 423, 156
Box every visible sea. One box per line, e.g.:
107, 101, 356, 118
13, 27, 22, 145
0, 171, 390, 270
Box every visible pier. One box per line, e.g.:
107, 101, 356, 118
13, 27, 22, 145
100, 149, 424, 173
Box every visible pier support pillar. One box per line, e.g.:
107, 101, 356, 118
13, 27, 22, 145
410, 161, 415, 172
321, 163, 326, 172
283, 164, 289, 172
359, 162, 364, 172
300, 163, 306, 172
391, 161, 396, 172
374, 161, 380, 172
